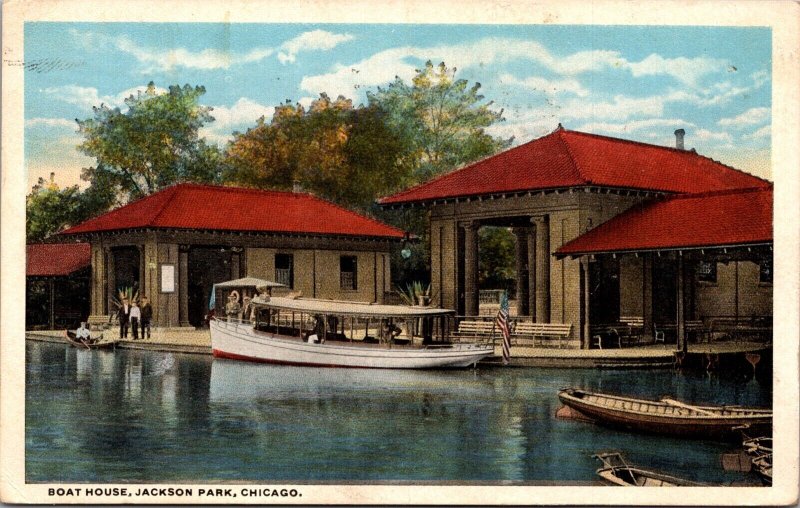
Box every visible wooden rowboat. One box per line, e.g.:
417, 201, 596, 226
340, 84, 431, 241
558, 388, 771, 439
751, 454, 772, 486
593, 453, 704, 486
65, 330, 115, 350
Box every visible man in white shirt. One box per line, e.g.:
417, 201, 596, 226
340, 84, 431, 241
76, 322, 91, 340
129, 301, 142, 340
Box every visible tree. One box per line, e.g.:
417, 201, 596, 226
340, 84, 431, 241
26, 174, 115, 242
367, 60, 512, 181
77, 82, 222, 202
224, 94, 413, 211
478, 227, 515, 291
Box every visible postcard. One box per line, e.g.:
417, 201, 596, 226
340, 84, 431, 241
2, 0, 798, 505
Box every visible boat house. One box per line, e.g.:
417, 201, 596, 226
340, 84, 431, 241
59, 183, 404, 328
379, 126, 772, 349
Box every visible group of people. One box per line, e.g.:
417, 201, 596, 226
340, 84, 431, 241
225, 291, 257, 323
117, 296, 153, 340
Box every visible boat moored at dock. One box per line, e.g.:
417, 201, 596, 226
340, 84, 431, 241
593, 453, 704, 486
210, 296, 494, 369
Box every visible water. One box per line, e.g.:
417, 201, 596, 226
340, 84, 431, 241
26, 341, 771, 484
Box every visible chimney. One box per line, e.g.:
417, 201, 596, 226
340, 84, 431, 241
292, 179, 302, 193
674, 129, 685, 150
50, 172, 56, 183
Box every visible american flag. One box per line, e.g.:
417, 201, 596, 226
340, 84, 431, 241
496, 291, 511, 365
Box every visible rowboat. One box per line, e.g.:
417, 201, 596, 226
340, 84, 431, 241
593, 453, 704, 486
65, 330, 115, 350
751, 454, 772, 486
558, 388, 772, 439
209, 296, 494, 369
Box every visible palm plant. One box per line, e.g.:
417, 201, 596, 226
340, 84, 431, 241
110, 286, 139, 310
397, 281, 436, 306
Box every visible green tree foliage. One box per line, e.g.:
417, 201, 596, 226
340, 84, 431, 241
77, 82, 222, 202
367, 60, 512, 180
26, 174, 116, 242
224, 94, 413, 211
478, 227, 516, 290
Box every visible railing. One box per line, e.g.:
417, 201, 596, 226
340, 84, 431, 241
340, 271, 356, 290
479, 289, 504, 304
275, 268, 292, 288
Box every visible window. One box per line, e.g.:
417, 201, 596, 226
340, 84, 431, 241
759, 258, 772, 284
340, 255, 357, 290
275, 253, 294, 289
697, 261, 717, 283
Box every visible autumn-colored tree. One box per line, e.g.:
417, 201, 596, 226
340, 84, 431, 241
224, 94, 413, 210
77, 82, 222, 202
367, 61, 512, 180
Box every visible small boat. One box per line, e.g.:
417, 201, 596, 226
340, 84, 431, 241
210, 296, 494, 369
558, 388, 772, 439
593, 453, 704, 486
751, 454, 772, 486
65, 330, 115, 350
743, 437, 772, 458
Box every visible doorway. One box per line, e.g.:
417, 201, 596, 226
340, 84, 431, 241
188, 247, 235, 327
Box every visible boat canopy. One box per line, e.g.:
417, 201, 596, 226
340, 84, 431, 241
251, 296, 455, 318
213, 277, 285, 288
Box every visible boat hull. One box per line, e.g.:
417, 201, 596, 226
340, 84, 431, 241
559, 389, 771, 439
210, 320, 494, 369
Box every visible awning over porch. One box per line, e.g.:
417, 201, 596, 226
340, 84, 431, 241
27, 243, 91, 276
556, 186, 773, 258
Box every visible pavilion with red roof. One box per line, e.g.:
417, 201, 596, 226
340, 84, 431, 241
57, 183, 405, 329
379, 126, 772, 349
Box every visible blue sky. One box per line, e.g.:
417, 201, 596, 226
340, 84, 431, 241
24, 23, 772, 189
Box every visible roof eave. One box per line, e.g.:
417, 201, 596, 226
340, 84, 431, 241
555, 241, 773, 259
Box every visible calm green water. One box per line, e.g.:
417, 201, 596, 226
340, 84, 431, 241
26, 341, 770, 484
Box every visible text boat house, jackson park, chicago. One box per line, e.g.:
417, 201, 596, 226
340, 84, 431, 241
379, 126, 772, 350
55, 184, 404, 329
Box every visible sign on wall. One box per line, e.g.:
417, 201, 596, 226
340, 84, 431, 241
160, 264, 175, 293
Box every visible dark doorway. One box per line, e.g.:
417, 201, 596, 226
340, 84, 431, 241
113, 247, 140, 297
652, 258, 677, 324
188, 247, 233, 327
589, 257, 620, 325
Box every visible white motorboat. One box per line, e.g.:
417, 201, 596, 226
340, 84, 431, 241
209, 296, 494, 369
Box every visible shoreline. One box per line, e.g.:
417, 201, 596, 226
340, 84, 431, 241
26, 330, 770, 369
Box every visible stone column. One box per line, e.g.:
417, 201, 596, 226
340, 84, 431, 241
642, 254, 654, 342
179, 245, 190, 327
581, 258, 591, 349
512, 228, 529, 317
676, 253, 686, 353
527, 225, 536, 321
533, 216, 550, 323
462, 221, 480, 316
105, 247, 115, 314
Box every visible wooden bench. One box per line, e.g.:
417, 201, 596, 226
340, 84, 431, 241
514, 322, 572, 348
87, 314, 113, 331
453, 320, 497, 341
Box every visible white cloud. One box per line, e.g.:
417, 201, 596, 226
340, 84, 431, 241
277, 30, 354, 64
114, 35, 273, 72
743, 124, 771, 140
200, 97, 276, 146
575, 118, 698, 136
718, 107, 770, 127
627, 54, 726, 86
499, 73, 587, 97
694, 128, 733, 143
43, 84, 169, 112
25, 117, 76, 129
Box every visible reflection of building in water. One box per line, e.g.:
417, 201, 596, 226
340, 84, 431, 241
99, 352, 115, 377
75, 350, 93, 382
124, 357, 143, 399
56, 184, 404, 330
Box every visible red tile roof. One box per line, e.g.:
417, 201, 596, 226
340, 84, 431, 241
61, 184, 405, 239
379, 126, 770, 205
27, 243, 91, 276
556, 187, 773, 256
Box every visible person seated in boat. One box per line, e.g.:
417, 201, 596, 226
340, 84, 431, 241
75, 322, 94, 344
381, 321, 402, 343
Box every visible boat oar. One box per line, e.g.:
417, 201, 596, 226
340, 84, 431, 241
661, 398, 718, 416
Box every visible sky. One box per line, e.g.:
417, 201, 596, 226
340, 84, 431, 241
24, 23, 772, 190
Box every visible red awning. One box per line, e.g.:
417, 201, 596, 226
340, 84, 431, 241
27, 243, 91, 276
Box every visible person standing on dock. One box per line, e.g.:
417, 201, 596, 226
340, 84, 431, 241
118, 297, 131, 339
140, 296, 152, 339
129, 301, 141, 340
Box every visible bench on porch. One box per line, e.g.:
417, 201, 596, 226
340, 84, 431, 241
453, 320, 497, 341
654, 319, 706, 344
87, 314, 114, 331
513, 322, 572, 348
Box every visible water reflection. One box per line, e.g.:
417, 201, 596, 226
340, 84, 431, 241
26, 342, 770, 484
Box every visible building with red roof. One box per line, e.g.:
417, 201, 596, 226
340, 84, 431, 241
56, 183, 405, 329
379, 126, 772, 349
26, 244, 91, 330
